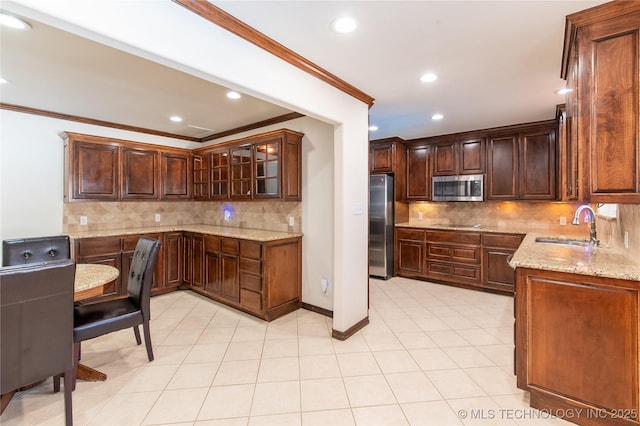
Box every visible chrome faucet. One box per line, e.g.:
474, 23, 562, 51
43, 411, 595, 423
572, 205, 599, 246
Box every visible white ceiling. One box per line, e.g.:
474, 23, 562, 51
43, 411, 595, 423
1, 0, 607, 142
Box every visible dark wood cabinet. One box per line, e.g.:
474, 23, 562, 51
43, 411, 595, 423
121, 147, 159, 199
195, 129, 302, 202
432, 138, 484, 177
557, 104, 580, 201
395, 228, 425, 277
64, 132, 192, 202
66, 136, 119, 201
482, 233, 523, 293
183, 232, 204, 289
487, 122, 556, 201
161, 152, 191, 200
515, 267, 640, 423
220, 238, 240, 303
163, 232, 183, 290
405, 144, 431, 200
562, 2, 640, 203
425, 230, 482, 287
192, 154, 209, 201
370, 142, 395, 173
204, 235, 221, 297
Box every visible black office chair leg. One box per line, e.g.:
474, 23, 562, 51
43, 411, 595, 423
142, 321, 154, 362
63, 367, 73, 426
133, 325, 142, 345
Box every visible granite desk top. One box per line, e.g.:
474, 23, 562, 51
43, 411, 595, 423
67, 225, 303, 242
396, 222, 639, 281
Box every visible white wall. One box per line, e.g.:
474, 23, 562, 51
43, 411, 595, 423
5, 0, 370, 334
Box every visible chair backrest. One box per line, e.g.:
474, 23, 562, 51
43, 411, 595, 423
2, 235, 71, 266
0, 259, 75, 393
127, 237, 161, 321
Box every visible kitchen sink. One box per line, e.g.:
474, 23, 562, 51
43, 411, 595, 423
535, 237, 590, 247
436, 223, 483, 229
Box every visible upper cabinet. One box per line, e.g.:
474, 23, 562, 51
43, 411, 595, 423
369, 138, 407, 203
487, 122, 557, 201
432, 137, 485, 176
562, 2, 640, 203
193, 128, 303, 202
405, 143, 431, 200
63, 132, 191, 202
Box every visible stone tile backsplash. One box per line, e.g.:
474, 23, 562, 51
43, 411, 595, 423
63, 201, 301, 234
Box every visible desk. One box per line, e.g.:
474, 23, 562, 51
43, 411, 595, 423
74, 263, 119, 382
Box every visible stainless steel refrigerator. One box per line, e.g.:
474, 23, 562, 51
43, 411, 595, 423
369, 174, 394, 279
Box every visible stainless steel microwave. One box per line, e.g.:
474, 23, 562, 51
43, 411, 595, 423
432, 174, 483, 202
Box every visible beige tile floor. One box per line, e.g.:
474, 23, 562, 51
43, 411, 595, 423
1, 277, 571, 426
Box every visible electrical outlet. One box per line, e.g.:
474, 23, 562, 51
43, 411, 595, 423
418, 212, 423, 220
224, 210, 231, 221
80, 216, 87, 225
624, 231, 629, 249
288, 216, 295, 227
155, 213, 161, 222
559, 216, 567, 226
320, 278, 329, 294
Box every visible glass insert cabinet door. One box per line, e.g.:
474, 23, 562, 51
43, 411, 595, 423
254, 140, 280, 197
209, 150, 229, 198
230, 145, 252, 198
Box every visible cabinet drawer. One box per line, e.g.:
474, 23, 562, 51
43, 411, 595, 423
427, 230, 481, 245
428, 244, 480, 264
483, 233, 524, 249
240, 258, 262, 275
205, 235, 221, 252
240, 289, 262, 312
240, 241, 262, 260
76, 237, 121, 256
396, 228, 425, 242
221, 238, 239, 255
240, 272, 262, 292
427, 261, 481, 282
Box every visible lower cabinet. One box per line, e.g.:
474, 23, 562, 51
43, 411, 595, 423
515, 268, 640, 423
198, 234, 301, 321
394, 227, 524, 294
183, 232, 204, 289
74, 232, 163, 302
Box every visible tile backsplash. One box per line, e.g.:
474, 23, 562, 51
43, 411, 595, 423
63, 201, 301, 234
598, 203, 640, 264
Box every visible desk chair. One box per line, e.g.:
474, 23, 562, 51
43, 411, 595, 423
0, 260, 75, 425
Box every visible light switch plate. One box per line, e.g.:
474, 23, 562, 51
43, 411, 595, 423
155, 213, 161, 222
80, 216, 87, 225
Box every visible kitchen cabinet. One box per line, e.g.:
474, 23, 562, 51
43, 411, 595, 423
209, 149, 229, 200
515, 267, 640, 423
192, 154, 209, 200
230, 144, 253, 199
161, 152, 191, 200
405, 144, 431, 200
203, 235, 221, 297
394, 228, 425, 277
557, 104, 579, 201
432, 137, 484, 176
73, 232, 163, 301
220, 238, 240, 303
562, 2, 640, 203
183, 232, 204, 289
425, 230, 482, 287
63, 132, 192, 202
482, 233, 523, 293
486, 122, 557, 201
369, 138, 407, 207
163, 232, 183, 291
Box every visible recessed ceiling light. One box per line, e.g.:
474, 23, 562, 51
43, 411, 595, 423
368, 125, 378, 132
170, 116, 183, 122
0, 13, 31, 30
420, 72, 438, 83
331, 16, 357, 33
226, 91, 241, 99
431, 114, 444, 120
556, 88, 572, 95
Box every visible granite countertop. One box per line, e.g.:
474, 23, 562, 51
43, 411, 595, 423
396, 222, 640, 281
67, 225, 303, 242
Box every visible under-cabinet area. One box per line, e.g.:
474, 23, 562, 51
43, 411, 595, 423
70, 226, 302, 321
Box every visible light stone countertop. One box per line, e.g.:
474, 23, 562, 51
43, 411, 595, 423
67, 225, 303, 242
396, 222, 640, 281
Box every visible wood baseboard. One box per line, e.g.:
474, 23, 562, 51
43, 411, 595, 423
301, 302, 333, 318
332, 316, 369, 341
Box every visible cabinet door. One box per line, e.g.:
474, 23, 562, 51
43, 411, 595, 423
487, 135, 518, 200
221, 254, 240, 302
432, 142, 457, 176
72, 141, 119, 200
405, 145, 430, 200
230, 145, 252, 199
254, 138, 281, 199
182, 234, 193, 285
193, 154, 209, 200
397, 240, 424, 277
121, 147, 159, 199
191, 234, 205, 289
519, 128, 556, 200
483, 248, 516, 293
204, 251, 221, 296
164, 232, 182, 289
370, 143, 395, 173
459, 138, 485, 174
75, 236, 123, 301
161, 152, 191, 199
209, 150, 229, 200
282, 134, 302, 201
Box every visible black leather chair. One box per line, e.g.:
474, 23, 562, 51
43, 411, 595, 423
0, 260, 75, 426
2, 235, 71, 266
70, 237, 160, 387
